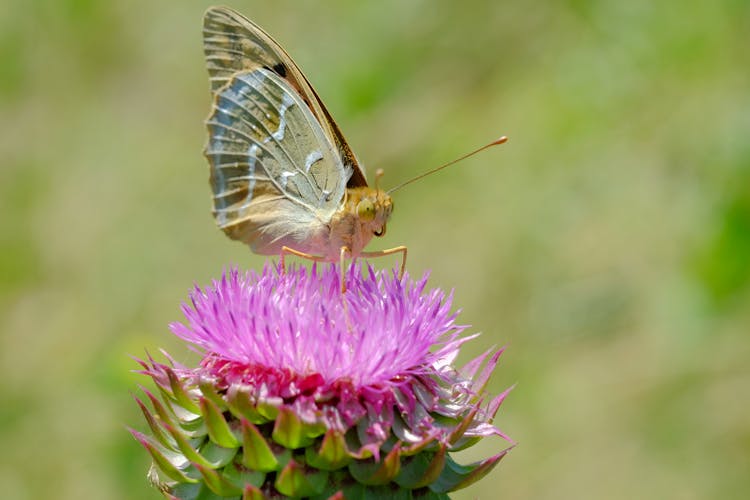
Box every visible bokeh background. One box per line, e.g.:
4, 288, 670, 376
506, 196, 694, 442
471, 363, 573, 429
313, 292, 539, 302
1, 0, 748, 498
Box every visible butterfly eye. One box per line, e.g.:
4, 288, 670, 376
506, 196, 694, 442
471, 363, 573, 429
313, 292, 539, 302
357, 199, 376, 221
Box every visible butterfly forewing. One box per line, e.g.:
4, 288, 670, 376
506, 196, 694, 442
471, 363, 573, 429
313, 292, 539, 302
206, 68, 348, 254
203, 6, 367, 187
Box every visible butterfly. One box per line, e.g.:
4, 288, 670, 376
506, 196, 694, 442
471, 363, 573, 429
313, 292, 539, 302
202, 6, 406, 281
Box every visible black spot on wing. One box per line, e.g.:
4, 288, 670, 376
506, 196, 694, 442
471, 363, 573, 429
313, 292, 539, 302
270, 63, 287, 78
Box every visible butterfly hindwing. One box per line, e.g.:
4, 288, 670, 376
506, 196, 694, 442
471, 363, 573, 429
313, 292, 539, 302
203, 6, 367, 188
205, 68, 349, 254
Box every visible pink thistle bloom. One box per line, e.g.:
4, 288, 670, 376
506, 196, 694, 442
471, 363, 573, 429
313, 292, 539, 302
133, 264, 512, 499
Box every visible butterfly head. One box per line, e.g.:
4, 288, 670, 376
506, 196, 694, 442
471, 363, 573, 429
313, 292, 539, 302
349, 187, 393, 238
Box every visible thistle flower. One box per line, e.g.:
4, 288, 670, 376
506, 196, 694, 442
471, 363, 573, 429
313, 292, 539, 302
131, 264, 512, 499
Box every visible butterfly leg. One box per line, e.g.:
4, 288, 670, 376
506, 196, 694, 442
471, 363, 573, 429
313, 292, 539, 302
339, 246, 352, 293
359, 246, 408, 279
280, 246, 328, 274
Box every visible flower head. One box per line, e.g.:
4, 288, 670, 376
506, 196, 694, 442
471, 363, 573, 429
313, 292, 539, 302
171, 264, 464, 386
132, 264, 512, 498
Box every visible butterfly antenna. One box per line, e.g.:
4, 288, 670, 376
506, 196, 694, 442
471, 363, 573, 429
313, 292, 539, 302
374, 168, 385, 191
387, 136, 508, 194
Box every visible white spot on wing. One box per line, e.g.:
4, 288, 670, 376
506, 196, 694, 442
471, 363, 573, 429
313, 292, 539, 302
280, 171, 296, 189
271, 93, 295, 142
304, 150, 324, 172
247, 144, 259, 177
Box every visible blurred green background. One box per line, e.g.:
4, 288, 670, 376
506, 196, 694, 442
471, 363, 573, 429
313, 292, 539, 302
1, 0, 749, 498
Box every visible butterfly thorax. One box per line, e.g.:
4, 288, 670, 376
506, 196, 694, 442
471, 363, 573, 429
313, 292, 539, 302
328, 187, 393, 257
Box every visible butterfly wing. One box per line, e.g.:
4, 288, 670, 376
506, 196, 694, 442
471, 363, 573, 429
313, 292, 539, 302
205, 67, 349, 255
203, 6, 367, 188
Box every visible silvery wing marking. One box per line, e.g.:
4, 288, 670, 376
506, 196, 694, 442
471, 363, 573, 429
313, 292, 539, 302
203, 6, 367, 188
205, 68, 350, 255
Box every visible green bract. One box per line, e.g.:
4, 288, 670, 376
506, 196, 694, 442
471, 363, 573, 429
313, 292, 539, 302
132, 357, 511, 499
